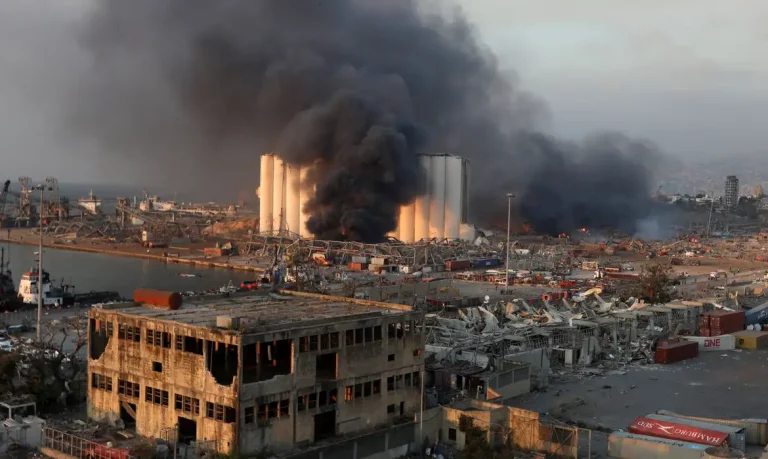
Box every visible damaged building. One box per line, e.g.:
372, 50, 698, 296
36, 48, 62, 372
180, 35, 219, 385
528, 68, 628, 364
87, 291, 424, 455
424, 295, 708, 392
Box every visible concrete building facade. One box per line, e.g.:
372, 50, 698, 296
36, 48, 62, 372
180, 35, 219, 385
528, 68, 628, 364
87, 291, 424, 455
725, 175, 739, 210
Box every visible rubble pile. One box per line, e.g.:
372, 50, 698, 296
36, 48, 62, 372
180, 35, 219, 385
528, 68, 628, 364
426, 292, 706, 378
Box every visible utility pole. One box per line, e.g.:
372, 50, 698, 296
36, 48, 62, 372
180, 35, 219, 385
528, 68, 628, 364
36, 185, 44, 342
504, 193, 515, 292
706, 198, 714, 238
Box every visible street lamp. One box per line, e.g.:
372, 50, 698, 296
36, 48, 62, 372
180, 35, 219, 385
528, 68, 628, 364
505, 193, 515, 292
32, 184, 51, 342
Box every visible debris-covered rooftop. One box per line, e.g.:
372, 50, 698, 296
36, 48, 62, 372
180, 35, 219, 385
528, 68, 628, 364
96, 291, 411, 333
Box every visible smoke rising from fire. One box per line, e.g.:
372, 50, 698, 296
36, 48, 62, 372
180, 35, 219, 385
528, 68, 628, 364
68, 0, 659, 240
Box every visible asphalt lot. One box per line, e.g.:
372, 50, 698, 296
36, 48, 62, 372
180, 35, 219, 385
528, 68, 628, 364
513, 349, 768, 457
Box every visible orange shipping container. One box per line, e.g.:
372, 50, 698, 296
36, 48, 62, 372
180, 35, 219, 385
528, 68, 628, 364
204, 247, 224, 257
134, 289, 183, 310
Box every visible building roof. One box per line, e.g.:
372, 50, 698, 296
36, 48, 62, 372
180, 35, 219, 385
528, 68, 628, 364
96, 291, 412, 334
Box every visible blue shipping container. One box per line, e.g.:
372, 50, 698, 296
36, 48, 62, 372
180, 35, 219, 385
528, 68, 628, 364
474, 258, 501, 267
746, 301, 768, 325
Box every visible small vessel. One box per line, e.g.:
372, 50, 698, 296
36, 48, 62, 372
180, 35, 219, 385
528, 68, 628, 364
218, 280, 237, 294
17, 266, 66, 306
0, 247, 22, 310
178, 273, 201, 278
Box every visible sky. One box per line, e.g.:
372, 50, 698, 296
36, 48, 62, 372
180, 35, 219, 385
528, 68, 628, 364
1, 0, 767, 184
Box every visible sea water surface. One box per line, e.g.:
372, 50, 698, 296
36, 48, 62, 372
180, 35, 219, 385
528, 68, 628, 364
2, 242, 256, 298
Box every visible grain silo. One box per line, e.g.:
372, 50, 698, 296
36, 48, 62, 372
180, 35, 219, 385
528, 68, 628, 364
258, 153, 315, 237
394, 154, 471, 243
258, 152, 472, 242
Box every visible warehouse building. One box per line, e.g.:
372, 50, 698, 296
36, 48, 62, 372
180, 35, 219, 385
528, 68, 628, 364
258, 152, 474, 243
87, 291, 425, 455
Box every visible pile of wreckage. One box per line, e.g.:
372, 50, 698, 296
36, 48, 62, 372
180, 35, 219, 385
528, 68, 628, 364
425, 291, 707, 375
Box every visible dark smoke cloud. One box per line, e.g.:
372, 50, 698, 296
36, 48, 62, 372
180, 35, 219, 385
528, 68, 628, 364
68, 0, 660, 241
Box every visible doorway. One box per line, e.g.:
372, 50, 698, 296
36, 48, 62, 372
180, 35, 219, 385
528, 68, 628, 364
119, 403, 137, 429
178, 417, 197, 444
314, 410, 336, 441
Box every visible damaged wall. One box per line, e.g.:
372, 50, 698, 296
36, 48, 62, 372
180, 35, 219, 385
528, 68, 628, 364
504, 350, 551, 390
238, 311, 425, 454
87, 311, 240, 454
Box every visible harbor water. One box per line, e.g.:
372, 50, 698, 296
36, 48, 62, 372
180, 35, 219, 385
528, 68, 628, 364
2, 243, 257, 299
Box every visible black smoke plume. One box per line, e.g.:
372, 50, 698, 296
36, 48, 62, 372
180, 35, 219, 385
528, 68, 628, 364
68, 0, 659, 241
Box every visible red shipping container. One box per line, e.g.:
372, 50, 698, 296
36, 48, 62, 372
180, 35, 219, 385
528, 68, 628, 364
699, 328, 711, 337
699, 311, 745, 335
628, 417, 728, 446
348, 262, 368, 271
655, 340, 698, 364
445, 259, 472, 271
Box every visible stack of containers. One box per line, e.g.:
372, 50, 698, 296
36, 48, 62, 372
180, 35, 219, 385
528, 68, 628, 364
655, 338, 698, 364
699, 310, 745, 337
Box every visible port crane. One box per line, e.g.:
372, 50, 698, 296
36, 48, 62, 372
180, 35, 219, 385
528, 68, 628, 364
0, 180, 10, 222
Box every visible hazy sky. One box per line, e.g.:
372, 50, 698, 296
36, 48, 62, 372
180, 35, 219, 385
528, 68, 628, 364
1, 0, 767, 183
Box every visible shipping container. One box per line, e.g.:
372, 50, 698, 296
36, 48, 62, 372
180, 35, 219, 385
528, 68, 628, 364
654, 340, 698, 364
699, 310, 745, 335
445, 259, 472, 271
645, 414, 746, 452
370, 257, 387, 266
628, 416, 728, 446
351, 256, 369, 264
348, 262, 368, 271
203, 247, 224, 257
683, 335, 736, 351
605, 272, 640, 281
608, 431, 709, 459
732, 330, 768, 350
745, 302, 768, 325
133, 289, 183, 310
473, 258, 501, 267
657, 410, 768, 446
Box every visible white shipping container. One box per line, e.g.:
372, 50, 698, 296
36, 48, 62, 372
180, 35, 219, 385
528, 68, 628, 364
608, 432, 708, 459
351, 256, 369, 264
371, 257, 387, 265
683, 334, 736, 351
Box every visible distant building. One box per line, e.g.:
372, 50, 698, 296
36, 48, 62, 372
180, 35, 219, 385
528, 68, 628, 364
725, 175, 739, 210
759, 197, 768, 212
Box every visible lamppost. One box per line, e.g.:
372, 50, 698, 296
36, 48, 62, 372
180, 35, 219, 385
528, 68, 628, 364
505, 193, 515, 291
33, 184, 50, 341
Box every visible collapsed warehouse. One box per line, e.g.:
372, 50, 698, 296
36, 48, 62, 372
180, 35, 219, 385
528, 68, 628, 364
420, 292, 708, 396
